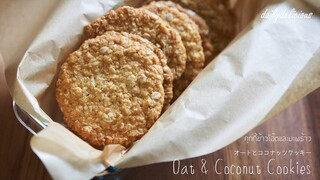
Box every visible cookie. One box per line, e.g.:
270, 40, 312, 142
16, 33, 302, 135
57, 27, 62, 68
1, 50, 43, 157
144, 1, 205, 100
121, 32, 173, 112
85, 6, 186, 81
56, 31, 164, 148
170, 0, 235, 65
160, 1, 214, 64
186, 11, 214, 65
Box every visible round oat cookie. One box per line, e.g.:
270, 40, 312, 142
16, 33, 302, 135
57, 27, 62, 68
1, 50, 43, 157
160, 1, 214, 65
186, 12, 214, 65
170, 0, 235, 65
120, 32, 173, 112
144, 1, 205, 100
85, 6, 186, 81
56, 31, 164, 148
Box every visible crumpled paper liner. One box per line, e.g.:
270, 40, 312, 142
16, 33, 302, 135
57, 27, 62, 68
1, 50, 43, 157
0, 0, 319, 179
31, 122, 125, 180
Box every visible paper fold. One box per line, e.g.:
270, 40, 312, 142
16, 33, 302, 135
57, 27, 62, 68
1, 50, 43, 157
31, 122, 125, 180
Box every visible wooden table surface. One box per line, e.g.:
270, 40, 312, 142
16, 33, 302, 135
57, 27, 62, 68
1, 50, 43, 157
0, 63, 319, 179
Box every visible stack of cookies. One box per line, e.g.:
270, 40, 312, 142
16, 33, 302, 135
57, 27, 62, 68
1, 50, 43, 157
56, 1, 233, 148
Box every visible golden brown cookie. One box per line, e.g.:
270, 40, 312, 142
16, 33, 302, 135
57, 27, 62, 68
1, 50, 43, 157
186, 11, 214, 64
170, 0, 235, 65
144, 1, 205, 100
160, 1, 214, 64
85, 6, 186, 81
56, 31, 164, 148
121, 32, 173, 112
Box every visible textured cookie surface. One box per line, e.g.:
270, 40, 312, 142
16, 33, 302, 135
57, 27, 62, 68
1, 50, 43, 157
120, 32, 173, 112
161, 1, 214, 64
186, 10, 214, 65
56, 31, 164, 148
170, 0, 235, 65
144, 1, 205, 100
85, 6, 186, 81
